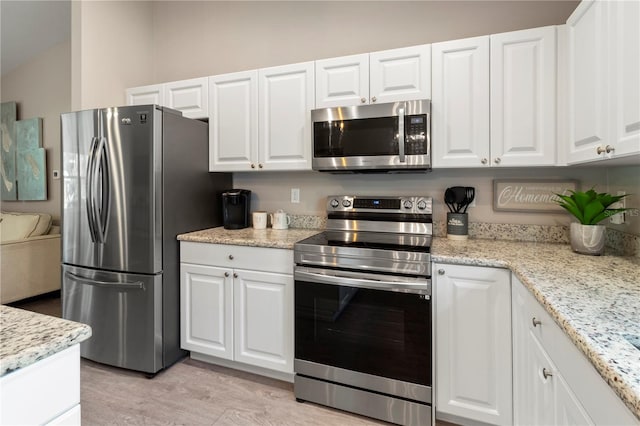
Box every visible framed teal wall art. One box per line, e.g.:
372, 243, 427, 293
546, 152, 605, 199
15, 117, 47, 200
1, 102, 17, 200
17, 148, 47, 201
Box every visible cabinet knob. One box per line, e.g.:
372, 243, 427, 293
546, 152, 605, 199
228, 254, 234, 260
361, 97, 366, 103
542, 368, 553, 379
371, 96, 377, 103
233, 273, 238, 278
438, 269, 445, 275
251, 163, 256, 169
596, 146, 606, 155
258, 163, 263, 169
481, 158, 488, 165
605, 145, 615, 154
532, 317, 542, 327
494, 157, 501, 164
224, 272, 229, 277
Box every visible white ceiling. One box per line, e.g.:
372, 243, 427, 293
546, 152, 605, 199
1, 0, 71, 76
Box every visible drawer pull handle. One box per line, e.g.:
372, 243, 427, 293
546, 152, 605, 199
228, 255, 234, 260
233, 273, 238, 278
224, 272, 229, 277
438, 269, 445, 275
532, 317, 542, 327
542, 368, 553, 379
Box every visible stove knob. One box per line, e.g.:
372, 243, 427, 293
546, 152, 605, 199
342, 199, 352, 208
417, 200, 427, 210
330, 199, 340, 208
403, 200, 413, 209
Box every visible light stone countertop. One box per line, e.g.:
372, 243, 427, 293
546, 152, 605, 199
177, 226, 640, 420
432, 237, 640, 421
0, 305, 92, 377
177, 226, 321, 249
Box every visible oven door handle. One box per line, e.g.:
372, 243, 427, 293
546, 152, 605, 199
294, 268, 431, 296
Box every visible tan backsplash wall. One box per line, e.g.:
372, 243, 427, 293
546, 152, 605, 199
234, 165, 640, 235
1, 40, 71, 222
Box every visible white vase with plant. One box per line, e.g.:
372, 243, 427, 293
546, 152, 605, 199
554, 188, 629, 255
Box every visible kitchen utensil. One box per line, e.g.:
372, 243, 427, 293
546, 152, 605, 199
444, 188, 456, 213
450, 186, 467, 212
462, 187, 475, 213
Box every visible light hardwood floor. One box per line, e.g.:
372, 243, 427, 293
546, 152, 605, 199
12, 295, 386, 425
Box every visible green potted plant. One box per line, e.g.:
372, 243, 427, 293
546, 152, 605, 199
554, 188, 630, 255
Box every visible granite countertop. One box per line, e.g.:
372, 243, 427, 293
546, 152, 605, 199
432, 237, 640, 420
178, 226, 321, 249
0, 305, 92, 377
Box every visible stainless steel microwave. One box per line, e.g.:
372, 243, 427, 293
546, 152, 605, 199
311, 99, 431, 173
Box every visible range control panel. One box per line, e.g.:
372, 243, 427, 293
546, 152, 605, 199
327, 195, 432, 215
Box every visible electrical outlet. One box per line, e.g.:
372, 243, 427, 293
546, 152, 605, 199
291, 188, 300, 203
609, 191, 626, 225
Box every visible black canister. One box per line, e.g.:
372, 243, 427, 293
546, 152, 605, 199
222, 189, 251, 229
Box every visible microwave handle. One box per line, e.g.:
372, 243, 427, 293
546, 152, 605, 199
398, 107, 405, 163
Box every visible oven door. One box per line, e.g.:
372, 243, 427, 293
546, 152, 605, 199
311, 100, 430, 172
294, 266, 432, 402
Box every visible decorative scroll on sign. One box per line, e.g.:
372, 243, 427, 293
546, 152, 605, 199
493, 179, 579, 213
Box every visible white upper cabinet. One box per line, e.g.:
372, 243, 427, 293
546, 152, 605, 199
315, 54, 369, 108
567, 0, 640, 164
163, 77, 209, 119
209, 63, 313, 172
432, 36, 490, 168
369, 45, 431, 104
490, 26, 557, 166
315, 45, 431, 108
567, 0, 609, 163
432, 27, 557, 168
610, 0, 640, 158
209, 71, 258, 171
126, 84, 164, 107
258, 62, 314, 171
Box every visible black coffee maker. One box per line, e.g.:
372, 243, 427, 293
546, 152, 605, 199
222, 189, 251, 229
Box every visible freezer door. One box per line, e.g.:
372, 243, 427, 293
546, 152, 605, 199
61, 106, 162, 274
62, 264, 163, 373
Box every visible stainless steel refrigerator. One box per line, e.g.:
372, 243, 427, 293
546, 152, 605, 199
60, 105, 231, 374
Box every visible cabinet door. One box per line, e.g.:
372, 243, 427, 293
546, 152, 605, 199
258, 62, 314, 171
555, 372, 595, 426
164, 77, 208, 119
491, 26, 557, 166
233, 269, 293, 373
567, 0, 609, 164
180, 263, 233, 360
435, 264, 512, 425
610, 0, 640, 158
370, 44, 431, 104
512, 281, 556, 426
432, 36, 490, 168
315, 54, 369, 108
126, 84, 164, 106
209, 71, 258, 172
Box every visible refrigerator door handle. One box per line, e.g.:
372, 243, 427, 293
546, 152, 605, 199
93, 136, 109, 243
65, 271, 145, 290
86, 136, 100, 242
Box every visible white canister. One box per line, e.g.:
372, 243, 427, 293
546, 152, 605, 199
270, 209, 291, 230
252, 211, 267, 229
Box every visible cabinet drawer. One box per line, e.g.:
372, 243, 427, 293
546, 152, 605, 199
180, 241, 293, 274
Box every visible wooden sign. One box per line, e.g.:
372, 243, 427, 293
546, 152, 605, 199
493, 179, 579, 213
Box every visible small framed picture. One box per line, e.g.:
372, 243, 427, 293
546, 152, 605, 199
493, 179, 579, 213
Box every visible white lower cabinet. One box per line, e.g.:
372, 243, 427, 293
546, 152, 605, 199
434, 263, 513, 426
512, 274, 637, 426
180, 242, 294, 376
